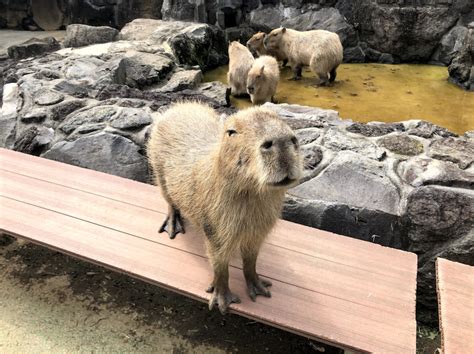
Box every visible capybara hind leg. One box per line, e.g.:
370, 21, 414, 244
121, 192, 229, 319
159, 205, 185, 239
289, 64, 302, 80
281, 59, 288, 68
208, 257, 240, 314
314, 72, 329, 87
242, 249, 272, 301
329, 67, 337, 82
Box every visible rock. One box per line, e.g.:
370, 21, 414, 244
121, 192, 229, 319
301, 144, 323, 170
155, 69, 203, 92
33, 69, 61, 81
405, 186, 474, 245
263, 103, 344, 128
63, 24, 119, 48
343, 46, 365, 63
406, 120, 456, 139
7, 37, 60, 60
31, 0, 64, 30
448, 27, 473, 91
110, 108, 153, 130
0, 117, 17, 149
21, 109, 48, 123
13, 126, 54, 155
347, 122, 405, 137
282, 7, 358, 48
429, 137, 474, 169
68, 123, 107, 140
322, 128, 386, 160
34, 90, 65, 106
379, 53, 396, 64
120, 19, 227, 70
161, 0, 196, 22
60, 106, 119, 134
431, 25, 469, 65
114, 53, 175, 88
290, 151, 400, 215
337, 0, 461, 62
377, 134, 424, 156
196, 81, 229, 107
62, 56, 117, 87
283, 195, 404, 248
295, 128, 321, 145
51, 100, 87, 121
53, 80, 89, 98
169, 23, 228, 70
398, 157, 474, 189
1, 83, 20, 118
249, 5, 286, 32
42, 132, 149, 182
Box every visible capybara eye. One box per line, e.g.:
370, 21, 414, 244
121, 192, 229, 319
291, 137, 298, 145
227, 129, 237, 136
261, 140, 273, 149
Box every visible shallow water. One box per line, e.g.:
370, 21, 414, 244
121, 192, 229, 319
204, 63, 474, 134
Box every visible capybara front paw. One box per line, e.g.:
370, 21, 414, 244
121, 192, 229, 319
208, 286, 240, 315
158, 208, 185, 239
246, 277, 272, 301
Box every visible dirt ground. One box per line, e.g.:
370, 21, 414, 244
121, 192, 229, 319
0, 234, 343, 353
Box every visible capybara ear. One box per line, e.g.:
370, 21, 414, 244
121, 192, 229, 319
260, 65, 265, 75
282, 27, 286, 33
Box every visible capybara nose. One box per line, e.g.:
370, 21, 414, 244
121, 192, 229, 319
247, 86, 254, 94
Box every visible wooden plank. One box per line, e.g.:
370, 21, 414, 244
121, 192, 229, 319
436, 258, 474, 354
0, 169, 415, 318
0, 148, 417, 278
0, 149, 418, 352
0, 196, 413, 353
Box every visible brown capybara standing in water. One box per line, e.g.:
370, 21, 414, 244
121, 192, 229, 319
147, 102, 302, 314
264, 27, 343, 85
246, 55, 280, 105
227, 41, 255, 98
246, 32, 288, 67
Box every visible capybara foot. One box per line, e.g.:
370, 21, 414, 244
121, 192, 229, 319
246, 277, 272, 301
208, 286, 241, 314
158, 208, 185, 239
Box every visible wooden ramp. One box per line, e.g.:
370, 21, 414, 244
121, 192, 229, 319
436, 258, 474, 354
0, 148, 417, 353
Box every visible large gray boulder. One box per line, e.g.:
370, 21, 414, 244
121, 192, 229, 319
120, 19, 227, 71
7, 37, 60, 60
43, 132, 149, 182
63, 24, 119, 48
448, 26, 473, 91
431, 25, 469, 65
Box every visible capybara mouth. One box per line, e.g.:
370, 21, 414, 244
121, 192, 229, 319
269, 176, 296, 187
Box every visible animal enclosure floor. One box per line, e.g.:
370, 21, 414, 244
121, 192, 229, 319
0, 148, 417, 353
436, 258, 474, 354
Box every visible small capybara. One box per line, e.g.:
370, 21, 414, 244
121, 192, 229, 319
246, 32, 288, 67
264, 27, 343, 85
147, 102, 303, 314
246, 55, 280, 105
227, 41, 255, 97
